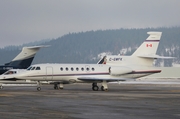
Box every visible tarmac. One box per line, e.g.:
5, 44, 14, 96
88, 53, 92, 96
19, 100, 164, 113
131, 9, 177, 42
0, 83, 180, 119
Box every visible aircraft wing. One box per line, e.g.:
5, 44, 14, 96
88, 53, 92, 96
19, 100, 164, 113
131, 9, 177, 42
0, 80, 36, 84
78, 77, 135, 82
111, 81, 180, 85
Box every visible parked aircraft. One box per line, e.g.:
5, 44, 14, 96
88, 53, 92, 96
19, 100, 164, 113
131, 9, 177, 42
14, 32, 164, 91
0, 46, 47, 89
0, 46, 46, 74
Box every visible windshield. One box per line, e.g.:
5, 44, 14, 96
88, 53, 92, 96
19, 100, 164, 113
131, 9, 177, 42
27, 66, 32, 70
27, 66, 41, 71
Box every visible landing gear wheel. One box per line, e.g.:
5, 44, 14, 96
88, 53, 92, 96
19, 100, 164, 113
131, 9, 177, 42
54, 84, 59, 90
92, 86, 99, 91
101, 86, 105, 91
54, 86, 58, 90
101, 80, 108, 91
37, 87, 41, 91
92, 83, 97, 87
101, 86, 108, 91
92, 83, 99, 91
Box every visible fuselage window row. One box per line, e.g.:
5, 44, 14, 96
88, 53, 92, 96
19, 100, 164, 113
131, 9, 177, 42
60, 67, 95, 71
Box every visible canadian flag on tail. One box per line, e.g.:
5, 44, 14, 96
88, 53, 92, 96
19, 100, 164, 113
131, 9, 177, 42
146, 44, 152, 47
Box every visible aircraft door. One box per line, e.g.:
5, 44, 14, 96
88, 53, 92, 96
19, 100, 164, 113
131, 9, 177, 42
46, 66, 53, 80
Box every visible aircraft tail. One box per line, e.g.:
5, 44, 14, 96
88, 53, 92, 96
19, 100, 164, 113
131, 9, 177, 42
132, 32, 162, 57
5, 46, 47, 69
97, 32, 173, 66
130, 32, 174, 66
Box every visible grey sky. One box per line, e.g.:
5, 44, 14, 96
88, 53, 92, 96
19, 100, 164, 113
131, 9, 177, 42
0, 0, 180, 47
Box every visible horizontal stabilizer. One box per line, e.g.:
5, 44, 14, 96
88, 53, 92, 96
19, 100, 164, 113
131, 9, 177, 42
23, 45, 50, 49
138, 55, 174, 59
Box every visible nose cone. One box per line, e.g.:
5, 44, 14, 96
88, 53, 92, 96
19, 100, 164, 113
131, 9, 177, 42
0, 75, 15, 80
0, 75, 6, 80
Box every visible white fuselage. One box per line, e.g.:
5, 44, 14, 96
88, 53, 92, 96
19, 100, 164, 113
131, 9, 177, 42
15, 63, 161, 84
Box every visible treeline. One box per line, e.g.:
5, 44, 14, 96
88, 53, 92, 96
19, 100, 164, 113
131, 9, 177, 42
0, 27, 180, 66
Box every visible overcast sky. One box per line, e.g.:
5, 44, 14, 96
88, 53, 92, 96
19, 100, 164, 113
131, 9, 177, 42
0, 0, 180, 48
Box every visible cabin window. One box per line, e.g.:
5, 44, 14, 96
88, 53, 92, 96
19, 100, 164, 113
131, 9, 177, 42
60, 67, 63, 71
92, 68, 95, 71
76, 67, 79, 71
81, 67, 84, 71
66, 67, 68, 71
86, 67, 89, 71
71, 67, 74, 71
36, 67, 41, 70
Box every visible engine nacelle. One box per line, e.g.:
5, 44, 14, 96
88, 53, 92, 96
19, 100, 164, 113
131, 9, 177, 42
109, 66, 132, 76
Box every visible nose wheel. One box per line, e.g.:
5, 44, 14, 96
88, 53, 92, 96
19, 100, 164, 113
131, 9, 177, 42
37, 87, 41, 91
0, 85, 3, 90
36, 81, 41, 91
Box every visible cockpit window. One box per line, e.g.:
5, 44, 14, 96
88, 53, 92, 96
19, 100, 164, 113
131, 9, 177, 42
4, 71, 17, 75
31, 67, 36, 70
27, 66, 40, 71
36, 67, 41, 70
27, 66, 32, 70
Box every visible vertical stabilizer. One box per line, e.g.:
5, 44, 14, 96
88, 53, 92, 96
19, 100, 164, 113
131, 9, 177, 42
5, 46, 47, 69
97, 32, 163, 66
132, 32, 162, 56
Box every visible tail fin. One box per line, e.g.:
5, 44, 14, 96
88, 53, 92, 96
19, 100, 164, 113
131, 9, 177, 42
132, 32, 162, 56
5, 46, 47, 69
97, 32, 166, 66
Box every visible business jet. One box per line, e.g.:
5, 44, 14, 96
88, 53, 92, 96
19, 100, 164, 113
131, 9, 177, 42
14, 32, 165, 91
0, 46, 47, 89
0, 46, 46, 74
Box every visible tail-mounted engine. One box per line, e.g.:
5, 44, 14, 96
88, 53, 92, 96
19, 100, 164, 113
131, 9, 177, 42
109, 66, 132, 76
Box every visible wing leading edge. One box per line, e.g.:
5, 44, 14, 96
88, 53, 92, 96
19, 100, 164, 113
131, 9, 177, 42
78, 77, 134, 82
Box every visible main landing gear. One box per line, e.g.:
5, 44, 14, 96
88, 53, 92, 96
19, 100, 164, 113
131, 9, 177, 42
92, 81, 108, 91
36, 81, 64, 91
54, 83, 64, 90
92, 83, 99, 91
